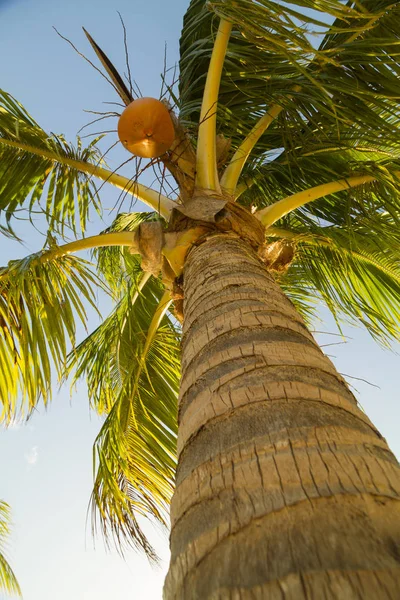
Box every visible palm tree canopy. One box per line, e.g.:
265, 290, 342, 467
1, 0, 400, 559
179, 0, 400, 339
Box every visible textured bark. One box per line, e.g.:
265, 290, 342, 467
164, 234, 400, 600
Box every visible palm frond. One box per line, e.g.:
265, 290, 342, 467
276, 267, 320, 328
256, 164, 400, 228
0, 243, 103, 423
180, 1, 400, 192
273, 219, 400, 344
0, 90, 104, 236
67, 277, 179, 560
242, 147, 400, 237
0, 501, 21, 597
93, 212, 161, 296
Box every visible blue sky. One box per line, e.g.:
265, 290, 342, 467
0, 1, 399, 599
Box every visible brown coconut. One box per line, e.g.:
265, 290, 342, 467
117, 97, 175, 159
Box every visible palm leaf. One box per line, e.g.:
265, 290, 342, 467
67, 277, 179, 560
92, 212, 161, 297
0, 501, 21, 597
272, 219, 400, 344
276, 268, 319, 329
180, 1, 400, 192
0, 243, 103, 423
0, 90, 103, 236
246, 152, 400, 230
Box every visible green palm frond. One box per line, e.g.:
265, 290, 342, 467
0, 244, 103, 423
277, 269, 319, 328
180, 1, 400, 193
0, 501, 21, 597
93, 212, 161, 296
0, 90, 103, 236
241, 146, 400, 228
273, 220, 400, 343
67, 277, 179, 560
180, 1, 400, 129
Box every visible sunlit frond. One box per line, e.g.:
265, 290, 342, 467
242, 147, 400, 228
272, 219, 400, 344
93, 212, 161, 296
0, 501, 21, 597
180, 1, 400, 193
0, 245, 103, 423
276, 267, 319, 329
67, 277, 179, 560
0, 90, 104, 236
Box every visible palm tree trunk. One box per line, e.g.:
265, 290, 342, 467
164, 234, 400, 599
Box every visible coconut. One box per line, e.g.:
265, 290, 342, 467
117, 97, 175, 159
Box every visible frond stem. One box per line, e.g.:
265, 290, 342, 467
234, 178, 252, 199
256, 172, 400, 228
48, 231, 139, 260
0, 137, 174, 220
0, 232, 139, 280
221, 86, 301, 195
221, 105, 283, 195
196, 19, 232, 192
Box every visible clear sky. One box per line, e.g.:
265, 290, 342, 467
0, 1, 399, 599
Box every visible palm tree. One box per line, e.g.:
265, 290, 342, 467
0, 501, 21, 597
1, 0, 400, 597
